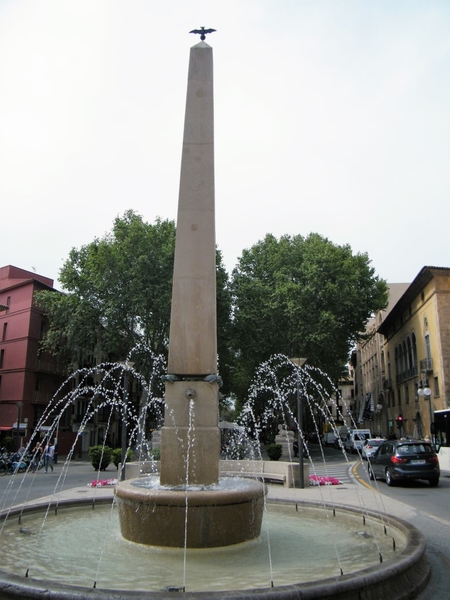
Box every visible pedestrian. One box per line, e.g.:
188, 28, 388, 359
44, 443, 54, 473
32, 442, 43, 472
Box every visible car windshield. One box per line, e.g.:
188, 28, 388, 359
397, 444, 432, 455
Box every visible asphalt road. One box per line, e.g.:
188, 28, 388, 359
354, 456, 450, 524
0, 458, 114, 508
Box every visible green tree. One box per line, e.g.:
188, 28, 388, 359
216, 248, 234, 398
230, 233, 388, 401
35, 211, 233, 391
35, 211, 176, 374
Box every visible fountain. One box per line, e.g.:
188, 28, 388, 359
0, 34, 430, 599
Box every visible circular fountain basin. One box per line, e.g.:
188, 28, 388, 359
0, 496, 430, 600
115, 476, 266, 547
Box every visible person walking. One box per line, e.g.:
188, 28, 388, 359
44, 443, 54, 473
32, 442, 43, 472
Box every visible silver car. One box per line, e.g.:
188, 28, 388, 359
361, 438, 385, 460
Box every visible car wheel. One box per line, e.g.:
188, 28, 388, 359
385, 468, 395, 486
429, 477, 439, 487
368, 466, 375, 481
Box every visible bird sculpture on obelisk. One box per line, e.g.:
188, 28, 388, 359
160, 30, 221, 486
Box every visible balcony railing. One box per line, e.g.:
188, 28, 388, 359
395, 365, 419, 386
419, 358, 433, 373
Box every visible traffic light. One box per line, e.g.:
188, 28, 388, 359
396, 415, 403, 430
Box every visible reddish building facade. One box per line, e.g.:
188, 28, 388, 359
0, 266, 66, 449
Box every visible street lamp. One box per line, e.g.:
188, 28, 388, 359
290, 357, 307, 489
120, 361, 135, 481
417, 377, 433, 440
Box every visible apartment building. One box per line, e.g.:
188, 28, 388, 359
352, 283, 409, 436
378, 267, 449, 439
353, 267, 450, 439
0, 265, 65, 449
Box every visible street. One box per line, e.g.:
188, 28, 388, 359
0, 458, 113, 508
354, 456, 450, 524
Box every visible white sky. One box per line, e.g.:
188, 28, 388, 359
1, 0, 449, 290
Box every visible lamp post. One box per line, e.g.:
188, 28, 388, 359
417, 377, 433, 441
290, 357, 307, 489
120, 361, 135, 481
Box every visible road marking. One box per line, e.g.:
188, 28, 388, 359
352, 461, 379, 492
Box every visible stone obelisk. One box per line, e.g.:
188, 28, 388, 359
160, 40, 220, 486
116, 36, 265, 548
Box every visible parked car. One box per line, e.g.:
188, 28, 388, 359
368, 439, 440, 486
361, 438, 385, 460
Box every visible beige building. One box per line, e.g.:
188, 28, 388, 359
352, 283, 409, 436
354, 267, 450, 439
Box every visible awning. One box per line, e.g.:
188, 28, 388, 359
0, 426, 13, 431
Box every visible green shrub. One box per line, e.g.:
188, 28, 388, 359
150, 447, 161, 461
266, 443, 282, 461
112, 448, 134, 468
88, 445, 112, 471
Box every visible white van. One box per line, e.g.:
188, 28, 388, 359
344, 429, 372, 453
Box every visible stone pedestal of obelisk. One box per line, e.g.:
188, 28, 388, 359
160, 41, 220, 487
116, 40, 265, 548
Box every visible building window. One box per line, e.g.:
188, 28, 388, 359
425, 333, 432, 364
397, 388, 401, 406
411, 332, 418, 373
0, 349, 4, 369
405, 385, 410, 404
434, 377, 440, 398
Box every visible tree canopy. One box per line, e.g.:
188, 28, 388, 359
36, 214, 387, 409
230, 233, 388, 400
36, 211, 176, 373
36, 210, 233, 390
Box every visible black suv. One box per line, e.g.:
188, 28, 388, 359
368, 439, 440, 487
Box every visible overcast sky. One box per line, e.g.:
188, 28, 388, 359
1, 0, 449, 290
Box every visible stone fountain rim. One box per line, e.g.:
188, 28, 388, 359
115, 476, 266, 506
0, 497, 430, 600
